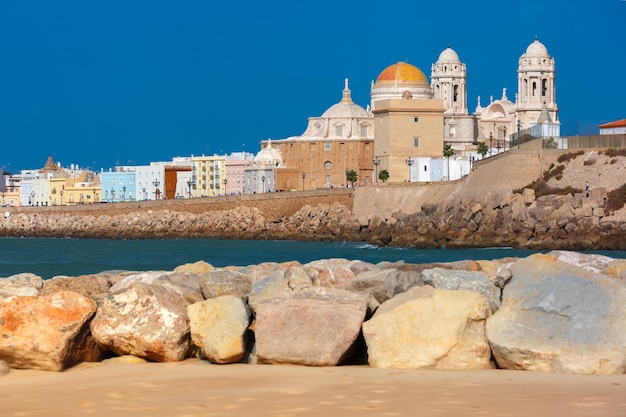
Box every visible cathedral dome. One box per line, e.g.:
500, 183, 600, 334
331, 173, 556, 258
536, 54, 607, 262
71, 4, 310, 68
255, 141, 283, 166
376, 62, 428, 84
524, 39, 549, 57
436, 47, 461, 64
321, 79, 370, 118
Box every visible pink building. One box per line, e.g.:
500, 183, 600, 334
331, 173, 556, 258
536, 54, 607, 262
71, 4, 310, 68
225, 152, 254, 195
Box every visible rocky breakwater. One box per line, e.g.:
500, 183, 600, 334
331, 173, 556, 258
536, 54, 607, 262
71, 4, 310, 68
1, 251, 626, 375
1, 187, 624, 250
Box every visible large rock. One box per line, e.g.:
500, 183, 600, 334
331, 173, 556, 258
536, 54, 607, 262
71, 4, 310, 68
199, 269, 251, 300
40, 273, 115, 301
421, 268, 501, 312
302, 259, 359, 288
486, 253, 626, 374
345, 268, 423, 305
174, 260, 214, 274
0, 291, 101, 371
254, 287, 368, 366
90, 283, 191, 362
188, 296, 251, 364
0, 273, 43, 302
362, 286, 493, 370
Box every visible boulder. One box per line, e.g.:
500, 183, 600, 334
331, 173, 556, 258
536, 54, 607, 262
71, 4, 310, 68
302, 259, 359, 288
174, 260, 214, 274
199, 269, 251, 300
486, 254, 626, 374
254, 287, 368, 366
40, 273, 114, 301
90, 283, 191, 362
362, 286, 492, 370
345, 268, 423, 305
0, 273, 43, 302
421, 268, 501, 312
0, 291, 101, 371
188, 296, 251, 364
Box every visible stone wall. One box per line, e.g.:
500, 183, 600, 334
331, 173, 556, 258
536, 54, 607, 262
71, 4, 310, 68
0, 186, 624, 250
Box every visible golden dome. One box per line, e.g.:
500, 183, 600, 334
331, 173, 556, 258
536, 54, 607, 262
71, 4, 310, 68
376, 62, 428, 84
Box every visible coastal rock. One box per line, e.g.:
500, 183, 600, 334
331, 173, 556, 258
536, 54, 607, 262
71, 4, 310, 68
188, 296, 251, 364
0, 273, 43, 302
199, 269, 251, 300
345, 268, 423, 305
421, 268, 501, 312
174, 260, 214, 274
90, 283, 191, 362
254, 287, 368, 366
0, 291, 101, 371
486, 254, 626, 374
40, 273, 115, 302
302, 259, 359, 288
547, 250, 617, 274
153, 272, 205, 304
362, 286, 493, 370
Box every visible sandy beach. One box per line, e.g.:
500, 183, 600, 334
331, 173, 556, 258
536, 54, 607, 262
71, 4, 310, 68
1, 359, 625, 417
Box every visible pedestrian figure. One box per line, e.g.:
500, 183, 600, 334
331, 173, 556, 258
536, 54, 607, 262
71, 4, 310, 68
585, 181, 590, 197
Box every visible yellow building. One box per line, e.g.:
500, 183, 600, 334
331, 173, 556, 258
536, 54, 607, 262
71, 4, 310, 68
191, 155, 226, 197
371, 62, 445, 182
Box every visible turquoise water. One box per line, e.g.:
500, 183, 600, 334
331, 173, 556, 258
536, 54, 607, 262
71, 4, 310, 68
1, 237, 625, 280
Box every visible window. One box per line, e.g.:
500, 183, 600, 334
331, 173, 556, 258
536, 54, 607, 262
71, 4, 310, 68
413, 137, 420, 148
360, 124, 368, 137
542, 79, 547, 96
532, 81, 537, 97
324, 161, 333, 169
414, 117, 419, 123
453, 85, 458, 102
324, 142, 331, 151
326, 175, 331, 185
335, 125, 343, 137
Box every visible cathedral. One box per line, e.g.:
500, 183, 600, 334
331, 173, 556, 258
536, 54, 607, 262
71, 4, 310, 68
261, 38, 560, 189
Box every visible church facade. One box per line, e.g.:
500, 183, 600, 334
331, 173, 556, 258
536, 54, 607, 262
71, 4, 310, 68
257, 38, 560, 188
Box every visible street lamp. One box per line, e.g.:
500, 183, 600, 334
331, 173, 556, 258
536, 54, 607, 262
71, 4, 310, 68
31, 191, 35, 206
517, 121, 522, 149
496, 141, 502, 154
223, 178, 228, 196
373, 157, 380, 183
187, 180, 192, 198
406, 158, 414, 182
1, 192, 5, 206
153, 180, 160, 199
93, 188, 96, 203
122, 186, 126, 202
489, 132, 493, 156
60, 190, 64, 206
301, 172, 306, 191
503, 127, 507, 152
261, 175, 265, 193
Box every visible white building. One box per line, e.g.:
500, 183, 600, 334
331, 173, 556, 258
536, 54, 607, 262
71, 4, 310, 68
136, 165, 165, 200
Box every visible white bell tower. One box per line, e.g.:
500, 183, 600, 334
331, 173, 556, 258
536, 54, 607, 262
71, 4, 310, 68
516, 38, 558, 128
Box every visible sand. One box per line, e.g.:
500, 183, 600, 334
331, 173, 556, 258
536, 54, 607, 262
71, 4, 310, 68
1, 359, 625, 417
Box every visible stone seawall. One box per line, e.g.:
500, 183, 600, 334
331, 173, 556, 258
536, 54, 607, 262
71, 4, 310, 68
0, 186, 624, 250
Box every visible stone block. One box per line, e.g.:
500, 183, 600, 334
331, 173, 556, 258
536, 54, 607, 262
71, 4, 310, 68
592, 207, 605, 217
522, 188, 535, 204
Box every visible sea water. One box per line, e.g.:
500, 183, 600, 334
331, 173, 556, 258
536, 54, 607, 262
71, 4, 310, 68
0, 237, 625, 280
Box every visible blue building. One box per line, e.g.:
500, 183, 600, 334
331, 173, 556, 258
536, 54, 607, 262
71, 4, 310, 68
99, 169, 136, 203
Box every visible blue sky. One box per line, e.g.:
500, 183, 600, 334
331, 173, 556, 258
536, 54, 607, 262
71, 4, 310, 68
1, 0, 624, 172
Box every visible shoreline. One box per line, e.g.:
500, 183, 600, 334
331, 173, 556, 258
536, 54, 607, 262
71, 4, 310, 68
1, 358, 625, 416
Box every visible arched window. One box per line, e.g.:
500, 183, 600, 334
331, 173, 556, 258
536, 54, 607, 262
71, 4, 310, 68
541, 79, 547, 96
532, 81, 537, 97
453, 85, 459, 102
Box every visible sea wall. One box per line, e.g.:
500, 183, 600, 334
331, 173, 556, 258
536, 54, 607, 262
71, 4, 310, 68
0, 187, 624, 250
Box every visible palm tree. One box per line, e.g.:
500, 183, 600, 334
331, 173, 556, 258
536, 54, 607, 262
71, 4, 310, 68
476, 142, 489, 159
345, 169, 358, 187
443, 144, 455, 180
378, 169, 389, 183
